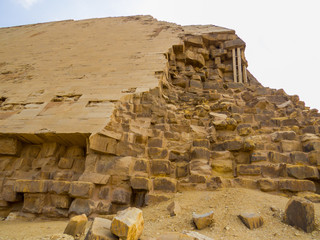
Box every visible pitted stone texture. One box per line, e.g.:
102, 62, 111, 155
111, 207, 144, 240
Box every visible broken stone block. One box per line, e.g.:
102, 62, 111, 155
64, 214, 88, 237
286, 165, 319, 179
278, 179, 316, 192
238, 213, 264, 229
151, 160, 171, 176
184, 36, 204, 48
167, 200, 181, 216
258, 178, 279, 192
89, 133, 118, 155
153, 177, 177, 193
23, 193, 47, 214
192, 211, 214, 229
130, 177, 151, 191
111, 188, 131, 204
0, 137, 21, 156
69, 181, 94, 198
85, 217, 117, 240
111, 207, 144, 240
14, 179, 49, 193
284, 197, 315, 233
69, 198, 96, 216
185, 50, 205, 68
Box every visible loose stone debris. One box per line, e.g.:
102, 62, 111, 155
64, 214, 88, 238
192, 211, 214, 229
238, 212, 264, 229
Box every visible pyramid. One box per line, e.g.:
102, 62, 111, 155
0, 15, 319, 218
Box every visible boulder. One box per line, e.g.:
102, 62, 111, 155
192, 211, 214, 229
64, 214, 88, 237
284, 197, 315, 233
167, 201, 181, 217
111, 207, 144, 240
238, 213, 264, 229
85, 217, 117, 240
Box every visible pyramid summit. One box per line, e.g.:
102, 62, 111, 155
0, 15, 319, 219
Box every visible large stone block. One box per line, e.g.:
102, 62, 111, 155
69, 198, 96, 216
268, 151, 290, 163
224, 38, 245, 49
50, 194, 72, 209
58, 157, 75, 169
308, 150, 320, 165
130, 177, 151, 191
258, 178, 279, 192
279, 179, 316, 192
285, 197, 315, 233
190, 159, 211, 175
23, 193, 47, 214
111, 207, 144, 240
79, 172, 110, 184
49, 180, 70, 194
193, 211, 214, 230
14, 179, 49, 193
111, 188, 131, 204
85, 217, 117, 240
302, 141, 320, 152
2, 181, 22, 202
39, 142, 60, 158
286, 165, 319, 179
148, 147, 168, 159
151, 160, 171, 176
270, 131, 296, 142
211, 160, 233, 173
191, 147, 210, 160
64, 214, 88, 237
184, 36, 204, 48
280, 140, 302, 152
0, 137, 21, 156
238, 213, 264, 230
185, 50, 205, 68
153, 177, 177, 193
69, 181, 94, 199
89, 133, 118, 155
96, 156, 135, 176
237, 165, 261, 176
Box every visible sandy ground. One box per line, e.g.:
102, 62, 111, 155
0, 188, 319, 240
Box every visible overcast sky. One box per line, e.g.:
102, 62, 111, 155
1, 0, 319, 110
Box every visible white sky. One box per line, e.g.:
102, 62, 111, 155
0, 0, 319, 110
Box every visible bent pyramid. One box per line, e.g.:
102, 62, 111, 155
0, 15, 319, 218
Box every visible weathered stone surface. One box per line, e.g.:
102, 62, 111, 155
69, 181, 94, 199
237, 165, 261, 176
302, 140, 320, 152
167, 201, 181, 217
211, 160, 233, 173
89, 133, 118, 155
14, 179, 49, 193
79, 172, 110, 185
284, 197, 315, 233
224, 38, 245, 49
192, 211, 214, 229
280, 140, 301, 152
111, 188, 131, 204
286, 165, 319, 179
190, 159, 211, 175
0, 138, 21, 156
185, 50, 205, 68
290, 151, 309, 164
64, 214, 88, 237
2, 181, 22, 202
47, 234, 74, 240
191, 147, 210, 160
85, 217, 117, 240
270, 131, 296, 142
130, 177, 151, 190
148, 147, 168, 159
50, 194, 72, 209
69, 199, 96, 216
308, 150, 320, 165
278, 179, 316, 192
49, 181, 71, 194
23, 193, 47, 213
111, 207, 144, 240
238, 213, 264, 229
58, 157, 75, 169
151, 160, 171, 176
144, 193, 170, 206
258, 178, 278, 192
153, 177, 177, 192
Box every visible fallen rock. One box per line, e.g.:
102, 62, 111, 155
64, 214, 88, 237
284, 197, 315, 233
85, 217, 117, 240
192, 211, 214, 229
167, 201, 181, 217
111, 207, 144, 240
238, 213, 264, 229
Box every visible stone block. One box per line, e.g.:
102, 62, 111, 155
14, 179, 49, 193
151, 160, 171, 176
39, 142, 60, 158
184, 36, 204, 48
50, 194, 71, 209
89, 133, 118, 155
250, 152, 267, 162
237, 165, 261, 176
237, 124, 253, 136
133, 159, 150, 173
49, 180, 70, 194
308, 151, 320, 165
69, 181, 94, 199
69, 198, 96, 216
191, 147, 210, 160
233, 178, 258, 189
193, 211, 214, 230
58, 157, 75, 169
23, 193, 47, 214
172, 44, 184, 54
99, 186, 110, 200
85, 217, 117, 240
238, 213, 264, 229
190, 159, 211, 175
286, 165, 319, 179
185, 50, 205, 68
224, 38, 245, 49
167, 200, 181, 217
280, 140, 301, 152
148, 147, 168, 159
2, 181, 22, 202
130, 177, 151, 190
96, 156, 135, 177
0, 137, 21, 156
64, 214, 88, 237
290, 151, 309, 164
268, 151, 290, 163
78, 172, 110, 184
270, 131, 296, 142
176, 163, 189, 178
193, 139, 210, 148
261, 164, 286, 178
183, 231, 214, 240
111, 188, 131, 204
302, 141, 320, 152
285, 197, 315, 233
111, 207, 144, 240
144, 193, 170, 206
258, 178, 279, 192
211, 160, 233, 173
153, 177, 177, 193
148, 138, 163, 148
279, 179, 316, 192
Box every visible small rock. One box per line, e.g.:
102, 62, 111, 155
238, 213, 264, 229
111, 207, 144, 240
84, 217, 117, 240
192, 211, 214, 230
167, 201, 181, 217
64, 214, 88, 237
284, 196, 315, 233
183, 231, 214, 240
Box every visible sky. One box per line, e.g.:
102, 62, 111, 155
0, 0, 319, 110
